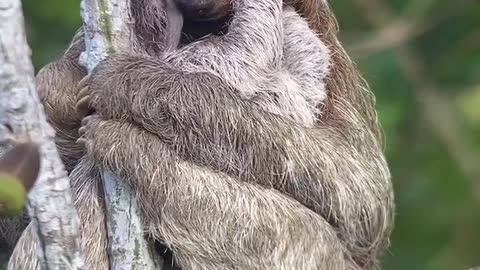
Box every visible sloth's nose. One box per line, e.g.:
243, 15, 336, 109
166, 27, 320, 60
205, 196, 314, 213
174, 0, 215, 19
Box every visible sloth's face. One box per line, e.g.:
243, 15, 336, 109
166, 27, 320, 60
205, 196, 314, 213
174, 0, 232, 21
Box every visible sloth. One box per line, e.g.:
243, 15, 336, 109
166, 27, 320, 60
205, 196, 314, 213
6, 0, 394, 269
77, 0, 331, 127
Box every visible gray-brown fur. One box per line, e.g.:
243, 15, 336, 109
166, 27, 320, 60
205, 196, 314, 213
5, 0, 394, 269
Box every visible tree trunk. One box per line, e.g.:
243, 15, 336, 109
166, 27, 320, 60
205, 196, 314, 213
80, 0, 159, 269
0, 0, 84, 269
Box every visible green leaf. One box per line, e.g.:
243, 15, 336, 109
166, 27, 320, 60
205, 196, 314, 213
0, 142, 41, 193
0, 174, 27, 216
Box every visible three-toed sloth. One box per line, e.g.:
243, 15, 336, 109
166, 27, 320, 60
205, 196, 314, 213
6, 0, 394, 269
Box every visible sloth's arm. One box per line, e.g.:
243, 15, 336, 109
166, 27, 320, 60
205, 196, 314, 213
80, 56, 393, 267
80, 115, 354, 270
282, 7, 331, 107
165, 0, 283, 90
36, 32, 87, 171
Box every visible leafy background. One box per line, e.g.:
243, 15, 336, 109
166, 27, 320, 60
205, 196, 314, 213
4, 0, 480, 269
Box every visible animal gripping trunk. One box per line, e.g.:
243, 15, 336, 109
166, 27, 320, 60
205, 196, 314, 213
79, 0, 159, 268
0, 0, 84, 268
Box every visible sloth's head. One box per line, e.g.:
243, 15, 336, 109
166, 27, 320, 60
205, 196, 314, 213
174, 0, 232, 21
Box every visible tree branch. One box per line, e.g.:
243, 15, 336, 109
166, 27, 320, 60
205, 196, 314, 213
0, 0, 84, 268
79, 0, 159, 268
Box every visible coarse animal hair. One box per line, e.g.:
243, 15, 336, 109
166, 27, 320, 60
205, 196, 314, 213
4, 0, 394, 269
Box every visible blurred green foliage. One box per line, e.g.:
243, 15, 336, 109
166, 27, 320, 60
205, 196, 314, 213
4, 0, 479, 269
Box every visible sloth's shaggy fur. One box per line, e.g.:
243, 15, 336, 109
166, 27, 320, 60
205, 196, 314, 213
4, 0, 394, 269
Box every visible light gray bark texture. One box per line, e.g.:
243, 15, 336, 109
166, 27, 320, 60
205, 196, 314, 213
0, 0, 84, 269
80, 0, 158, 269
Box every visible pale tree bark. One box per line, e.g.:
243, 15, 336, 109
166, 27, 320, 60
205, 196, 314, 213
80, 0, 159, 269
0, 0, 84, 269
